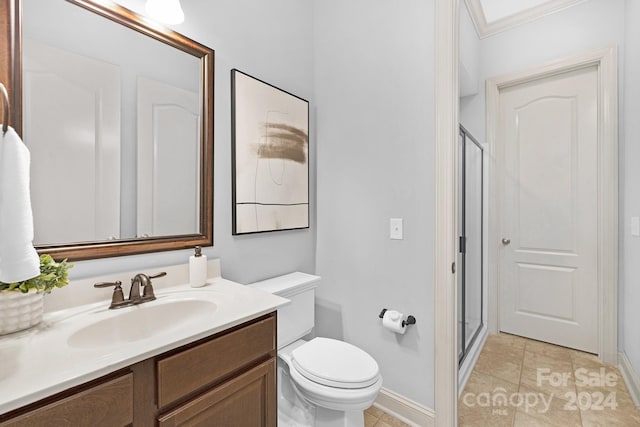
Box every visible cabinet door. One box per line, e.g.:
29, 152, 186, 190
0, 374, 133, 427
158, 358, 276, 427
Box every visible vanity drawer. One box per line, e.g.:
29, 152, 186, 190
157, 314, 276, 409
0, 373, 133, 427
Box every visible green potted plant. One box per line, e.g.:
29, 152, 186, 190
0, 254, 73, 335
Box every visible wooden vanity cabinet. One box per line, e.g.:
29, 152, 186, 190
0, 373, 134, 427
155, 314, 277, 427
0, 313, 277, 427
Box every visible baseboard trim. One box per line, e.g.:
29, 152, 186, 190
458, 325, 488, 395
618, 352, 640, 407
374, 388, 435, 427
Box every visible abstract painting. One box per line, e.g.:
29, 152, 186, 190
231, 69, 309, 234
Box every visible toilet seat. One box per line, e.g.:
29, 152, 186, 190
291, 337, 380, 389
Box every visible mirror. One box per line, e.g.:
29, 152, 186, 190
4, 0, 213, 260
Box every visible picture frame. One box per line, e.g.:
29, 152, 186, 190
231, 69, 310, 235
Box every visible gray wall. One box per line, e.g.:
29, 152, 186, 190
313, 0, 436, 408
67, 0, 316, 284
623, 0, 640, 380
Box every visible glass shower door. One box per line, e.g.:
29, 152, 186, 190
458, 125, 484, 365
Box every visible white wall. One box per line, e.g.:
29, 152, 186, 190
623, 0, 640, 380
62, 0, 316, 285
459, 4, 480, 98
313, 0, 435, 408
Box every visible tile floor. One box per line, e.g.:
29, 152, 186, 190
459, 333, 640, 426
365, 405, 411, 427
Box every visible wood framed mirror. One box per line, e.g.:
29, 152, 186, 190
1, 0, 214, 261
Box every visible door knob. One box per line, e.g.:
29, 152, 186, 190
502, 238, 511, 245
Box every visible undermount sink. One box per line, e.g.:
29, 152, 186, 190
67, 298, 217, 349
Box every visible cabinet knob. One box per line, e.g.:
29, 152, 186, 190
501, 238, 511, 245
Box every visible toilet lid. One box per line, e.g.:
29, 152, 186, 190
291, 337, 380, 389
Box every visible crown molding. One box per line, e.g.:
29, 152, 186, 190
465, 0, 587, 38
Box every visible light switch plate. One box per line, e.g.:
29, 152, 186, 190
390, 218, 403, 240
632, 217, 640, 237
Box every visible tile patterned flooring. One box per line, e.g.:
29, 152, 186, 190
459, 333, 640, 426
365, 405, 411, 427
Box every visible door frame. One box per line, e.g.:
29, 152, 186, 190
434, 0, 460, 426
486, 48, 619, 364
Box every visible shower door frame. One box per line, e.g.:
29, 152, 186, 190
458, 125, 484, 366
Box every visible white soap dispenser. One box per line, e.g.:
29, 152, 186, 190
189, 246, 207, 288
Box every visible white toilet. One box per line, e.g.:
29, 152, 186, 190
250, 272, 383, 427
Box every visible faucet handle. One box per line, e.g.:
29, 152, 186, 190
94, 281, 126, 308
148, 272, 167, 279
94, 280, 122, 288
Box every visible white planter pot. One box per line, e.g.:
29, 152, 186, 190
0, 291, 44, 335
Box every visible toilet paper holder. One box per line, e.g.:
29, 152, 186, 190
378, 309, 416, 327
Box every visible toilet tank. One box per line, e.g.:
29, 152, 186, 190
249, 272, 320, 349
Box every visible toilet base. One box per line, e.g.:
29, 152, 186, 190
278, 408, 315, 427
278, 358, 315, 427
315, 407, 364, 427
278, 357, 367, 427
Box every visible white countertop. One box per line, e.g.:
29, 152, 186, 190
0, 278, 288, 415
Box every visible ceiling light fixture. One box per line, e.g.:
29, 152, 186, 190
145, 0, 185, 25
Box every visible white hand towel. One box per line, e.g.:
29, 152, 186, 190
0, 126, 40, 283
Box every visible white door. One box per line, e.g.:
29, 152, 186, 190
498, 65, 598, 353
23, 38, 121, 245
136, 77, 200, 238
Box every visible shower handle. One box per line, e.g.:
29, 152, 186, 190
502, 238, 511, 245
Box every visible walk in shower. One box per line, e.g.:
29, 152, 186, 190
458, 125, 483, 365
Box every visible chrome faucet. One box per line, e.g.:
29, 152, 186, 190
94, 271, 166, 309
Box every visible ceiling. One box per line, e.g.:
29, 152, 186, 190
465, 0, 587, 38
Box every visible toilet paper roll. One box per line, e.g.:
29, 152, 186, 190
382, 309, 406, 334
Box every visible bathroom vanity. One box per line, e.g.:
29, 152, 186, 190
0, 314, 275, 426
0, 276, 286, 426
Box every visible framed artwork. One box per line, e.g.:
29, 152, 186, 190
231, 69, 310, 235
